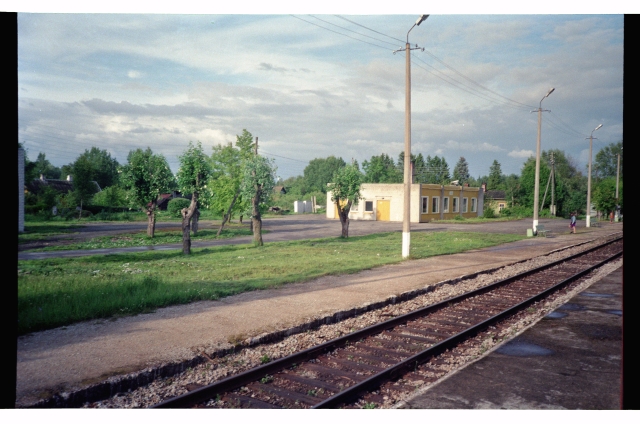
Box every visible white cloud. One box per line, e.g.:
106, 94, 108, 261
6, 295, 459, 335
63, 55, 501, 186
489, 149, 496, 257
508, 149, 534, 159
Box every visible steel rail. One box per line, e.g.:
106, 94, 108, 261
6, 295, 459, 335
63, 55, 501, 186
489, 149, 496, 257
313, 248, 622, 408
152, 236, 622, 408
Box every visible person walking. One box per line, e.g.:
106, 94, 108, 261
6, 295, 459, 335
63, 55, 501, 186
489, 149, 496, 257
570, 212, 577, 234
610, 211, 614, 223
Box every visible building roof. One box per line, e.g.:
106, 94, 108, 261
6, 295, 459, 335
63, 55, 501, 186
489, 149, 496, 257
485, 190, 506, 200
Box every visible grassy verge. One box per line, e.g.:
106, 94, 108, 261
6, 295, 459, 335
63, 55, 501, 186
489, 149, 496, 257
17, 231, 525, 335
28, 224, 255, 251
19, 221, 82, 243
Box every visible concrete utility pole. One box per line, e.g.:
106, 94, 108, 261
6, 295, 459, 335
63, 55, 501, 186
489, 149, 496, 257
586, 124, 602, 227
395, 14, 428, 258
532, 88, 554, 234
615, 147, 621, 221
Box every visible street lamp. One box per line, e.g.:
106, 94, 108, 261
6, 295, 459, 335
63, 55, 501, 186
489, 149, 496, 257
586, 123, 603, 227
396, 14, 428, 259
533, 88, 554, 235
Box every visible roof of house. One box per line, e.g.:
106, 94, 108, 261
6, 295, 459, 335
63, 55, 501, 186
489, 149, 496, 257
273, 186, 287, 193
485, 190, 506, 200
26, 178, 101, 195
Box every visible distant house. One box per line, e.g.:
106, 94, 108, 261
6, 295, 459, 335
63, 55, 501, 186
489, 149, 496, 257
327, 183, 484, 222
273, 186, 287, 195
26, 175, 100, 195
484, 189, 507, 214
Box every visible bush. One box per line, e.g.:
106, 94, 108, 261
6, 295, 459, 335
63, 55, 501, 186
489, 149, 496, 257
483, 207, 496, 219
167, 198, 191, 217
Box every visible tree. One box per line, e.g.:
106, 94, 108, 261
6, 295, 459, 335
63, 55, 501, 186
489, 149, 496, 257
177, 141, 212, 254
210, 130, 256, 235
594, 141, 623, 180
362, 153, 401, 183
68, 147, 120, 189
121, 148, 174, 237
328, 164, 363, 238
303, 156, 346, 193
488, 160, 504, 190
593, 177, 622, 216
453, 157, 470, 184
34, 153, 61, 179
72, 154, 100, 217
422, 155, 451, 184
240, 154, 277, 246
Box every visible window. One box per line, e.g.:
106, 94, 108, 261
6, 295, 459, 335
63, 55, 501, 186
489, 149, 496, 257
421, 196, 429, 213
462, 197, 468, 213
365, 201, 374, 212
443, 197, 450, 213
432, 197, 439, 213
471, 198, 477, 213
499, 203, 505, 211
453, 197, 459, 213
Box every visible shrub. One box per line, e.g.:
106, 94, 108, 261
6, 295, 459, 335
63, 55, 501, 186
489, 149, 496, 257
167, 198, 191, 217
483, 207, 496, 219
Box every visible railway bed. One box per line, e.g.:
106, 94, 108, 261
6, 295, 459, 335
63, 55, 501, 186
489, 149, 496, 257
149, 236, 622, 409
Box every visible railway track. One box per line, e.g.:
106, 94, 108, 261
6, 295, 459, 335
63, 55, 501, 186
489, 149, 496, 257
152, 236, 622, 409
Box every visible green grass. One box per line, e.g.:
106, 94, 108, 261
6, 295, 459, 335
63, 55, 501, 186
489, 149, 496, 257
19, 221, 82, 243
17, 231, 525, 335
29, 225, 255, 251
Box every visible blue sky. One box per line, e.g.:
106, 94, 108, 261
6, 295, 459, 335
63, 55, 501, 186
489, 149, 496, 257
13, 3, 625, 182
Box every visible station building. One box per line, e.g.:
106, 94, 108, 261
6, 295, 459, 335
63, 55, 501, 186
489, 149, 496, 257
326, 183, 484, 223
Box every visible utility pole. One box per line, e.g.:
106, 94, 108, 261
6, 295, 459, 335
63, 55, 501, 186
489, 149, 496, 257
532, 88, 554, 235
615, 146, 621, 221
394, 14, 428, 259
551, 152, 555, 216
585, 124, 602, 227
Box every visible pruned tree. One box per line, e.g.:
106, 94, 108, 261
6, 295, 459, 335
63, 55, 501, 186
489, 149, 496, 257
176, 141, 212, 254
121, 148, 174, 237
328, 163, 363, 238
240, 154, 277, 246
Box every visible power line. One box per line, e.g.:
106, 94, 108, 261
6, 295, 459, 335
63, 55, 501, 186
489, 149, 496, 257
309, 15, 399, 48
290, 15, 391, 51
333, 15, 405, 44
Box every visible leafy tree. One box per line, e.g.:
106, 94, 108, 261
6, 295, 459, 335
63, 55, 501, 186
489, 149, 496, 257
92, 185, 128, 209
518, 157, 551, 210
72, 154, 101, 216
68, 147, 120, 189
503, 174, 520, 208
34, 153, 61, 179
541, 149, 585, 217
362, 153, 401, 183
176, 141, 212, 254
121, 148, 175, 237
593, 177, 622, 215
453, 157, 470, 184
240, 155, 277, 246
303, 156, 346, 193
488, 160, 504, 190
594, 141, 623, 180
422, 155, 451, 184
210, 129, 256, 234
328, 163, 363, 238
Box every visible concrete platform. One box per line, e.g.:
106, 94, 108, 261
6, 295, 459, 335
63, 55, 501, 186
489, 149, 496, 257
398, 267, 623, 409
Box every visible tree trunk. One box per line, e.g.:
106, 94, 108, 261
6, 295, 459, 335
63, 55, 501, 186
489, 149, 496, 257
192, 208, 200, 235
252, 185, 263, 246
339, 210, 350, 238
217, 189, 240, 236
146, 202, 157, 237
337, 200, 352, 238
181, 194, 198, 255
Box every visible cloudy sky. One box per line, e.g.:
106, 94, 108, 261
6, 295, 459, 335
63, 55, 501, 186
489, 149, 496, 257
16, 3, 624, 181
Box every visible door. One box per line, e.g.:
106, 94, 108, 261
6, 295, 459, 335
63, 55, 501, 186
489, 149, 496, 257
376, 200, 390, 221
